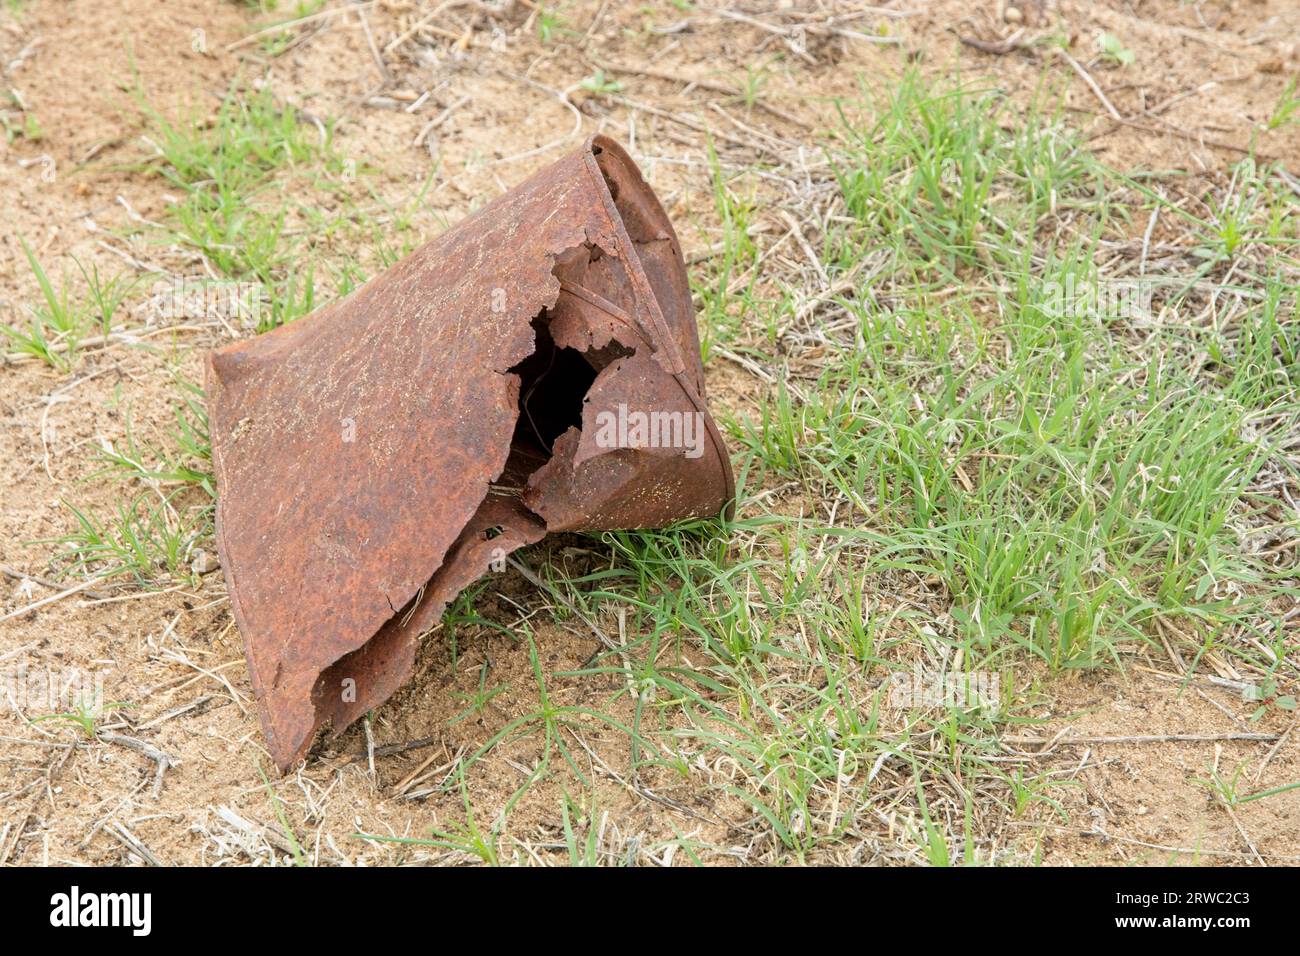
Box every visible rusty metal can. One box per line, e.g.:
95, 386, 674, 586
207, 135, 733, 770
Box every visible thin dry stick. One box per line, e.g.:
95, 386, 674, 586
352, 1, 391, 84
135, 695, 215, 730
384, 0, 470, 53
79, 778, 150, 851
0, 641, 39, 665
1254, 717, 1297, 784
1084, 109, 1277, 161
0, 740, 78, 864
506, 556, 620, 654
594, 59, 811, 129
583, 0, 611, 40
3, 323, 218, 365
492, 71, 583, 165
0, 576, 110, 623
1006, 732, 1281, 748
1223, 801, 1266, 865
713, 9, 818, 64
1, 564, 109, 601
1055, 48, 1121, 120
413, 94, 471, 147
349, 734, 441, 761
225, 0, 382, 51
77, 584, 193, 608
393, 749, 444, 795
159, 646, 249, 715
107, 821, 164, 866
956, 27, 1027, 55
394, 746, 465, 797
611, 95, 765, 155
0, 735, 74, 749
98, 731, 175, 763
1005, 821, 1300, 862
779, 209, 830, 287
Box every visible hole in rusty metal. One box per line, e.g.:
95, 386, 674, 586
510, 318, 596, 456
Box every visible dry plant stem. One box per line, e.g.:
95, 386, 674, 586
0, 564, 110, 601
1006, 732, 1282, 750
1054, 48, 1122, 120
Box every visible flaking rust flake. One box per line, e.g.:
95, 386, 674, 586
206, 135, 734, 770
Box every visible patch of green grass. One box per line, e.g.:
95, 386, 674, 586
129, 81, 433, 335
1096, 32, 1136, 68
1267, 76, 1299, 131
137, 83, 337, 273
259, 764, 310, 866
828, 70, 1104, 275
580, 70, 624, 97
90, 403, 214, 499
422, 70, 1298, 862
45, 368, 214, 587
4, 240, 139, 370
739, 63, 768, 111
31, 697, 130, 738
43, 491, 212, 586
1, 108, 42, 143
78, 259, 140, 338
132, 82, 355, 330
447, 660, 509, 727
3, 239, 93, 371
356, 770, 502, 865
459, 635, 645, 800
692, 141, 761, 358
536, 3, 568, 44
251, 0, 328, 57
724, 73, 1300, 674
559, 793, 606, 866
1195, 761, 1300, 808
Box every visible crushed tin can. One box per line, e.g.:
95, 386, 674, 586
206, 135, 734, 770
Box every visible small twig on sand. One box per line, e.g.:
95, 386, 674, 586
1, 564, 109, 601
225, 0, 382, 51
135, 695, 216, 730
1223, 801, 1266, 864
364, 716, 376, 780
1099, 114, 1277, 162
956, 28, 1027, 55
348, 734, 441, 763
1055, 48, 1122, 120
1254, 717, 1297, 784
0, 642, 40, 665
413, 94, 471, 147
384, 0, 472, 54
0, 576, 112, 623
1005, 820, 1300, 862
714, 9, 818, 64
1006, 731, 1281, 752
0, 739, 79, 864
351, 0, 391, 85
99, 731, 178, 798
594, 59, 811, 129
107, 821, 165, 866
492, 70, 583, 165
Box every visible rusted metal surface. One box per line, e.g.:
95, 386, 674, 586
206, 135, 734, 770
